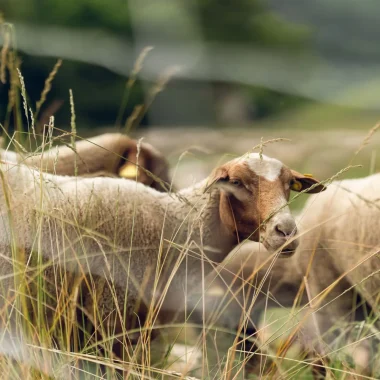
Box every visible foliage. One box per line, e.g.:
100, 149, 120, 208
0, 0, 310, 131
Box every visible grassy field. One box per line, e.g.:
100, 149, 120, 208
1, 23, 380, 379
0, 119, 379, 379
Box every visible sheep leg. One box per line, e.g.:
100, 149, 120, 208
301, 272, 371, 378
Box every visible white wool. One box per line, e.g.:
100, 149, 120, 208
0, 159, 233, 323
0, 150, 18, 163
244, 153, 283, 181
0, 133, 171, 191
0, 150, 303, 364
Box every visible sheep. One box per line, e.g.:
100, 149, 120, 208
0, 149, 18, 163
0, 152, 325, 361
295, 173, 380, 375
188, 242, 305, 375
1, 133, 171, 190
199, 173, 380, 377
198, 242, 302, 332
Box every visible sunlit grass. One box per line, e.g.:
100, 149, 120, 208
0, 21, 380, 380
1, 120, 379, 380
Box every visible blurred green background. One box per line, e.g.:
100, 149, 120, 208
0, 0, 380, 192
1, 2, 380, 375
1, 0, 379, 129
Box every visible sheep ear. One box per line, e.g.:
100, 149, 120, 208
204, 168, 229, 193
137, 142, 170, 188
290, 170, 326, 193
118, 140, 170, 189
117, 139, 145, 181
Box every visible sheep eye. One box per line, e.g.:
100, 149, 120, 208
230, 179, 241, 186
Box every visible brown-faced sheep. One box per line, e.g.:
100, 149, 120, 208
199, 173, 380, 378
0, 153, 324, 363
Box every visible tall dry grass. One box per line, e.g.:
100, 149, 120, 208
0, 21, 379, 380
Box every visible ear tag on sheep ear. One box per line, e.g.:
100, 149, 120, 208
291, 180, 303, 191
303, 173, 314, 178
119, 163, 138, 178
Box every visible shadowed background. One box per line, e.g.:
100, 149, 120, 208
1, 0, 379, 203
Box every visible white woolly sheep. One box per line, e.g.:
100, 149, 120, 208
295, 173, 380, 375
0, 149, 18, 163
0, 152, 324, 359
1, 133, 171, 190
200, 173, 380, 377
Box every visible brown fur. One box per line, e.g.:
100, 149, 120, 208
208, 159, 324, 246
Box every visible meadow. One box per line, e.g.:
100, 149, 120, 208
0, 19, 380, 380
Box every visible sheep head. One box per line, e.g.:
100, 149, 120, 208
118, 140, 171, 191
206, 153, 325, 256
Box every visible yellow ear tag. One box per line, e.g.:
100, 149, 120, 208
291, 180, 302, 191
119, 163, 138, 178
303, 173, 314, 178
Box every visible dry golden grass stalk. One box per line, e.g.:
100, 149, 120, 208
35, 59, 63, 118
150, 66, 180, 98
29, 107, 36, 141
258, 136, 264, 160
17, 68, 30, 129
125, 104, 144, 132
9, 136, 28, 154
124, 65, 180, 133
69, 89, 76, 137
352, 121, 380, 162
116, 46, 153, 127
252, 137, 291, 153
69, 89, 77, 177
47, 115, 54, 150
6, 52, 20, 114
0, 22, 11, 84
127, 46, 154, 88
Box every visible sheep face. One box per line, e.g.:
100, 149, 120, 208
208, 153, 325, 256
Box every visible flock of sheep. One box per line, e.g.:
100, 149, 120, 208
0, 132, 379, 379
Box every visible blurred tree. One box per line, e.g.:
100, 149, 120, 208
197, 0, 307, 47
0, 0, 310, 131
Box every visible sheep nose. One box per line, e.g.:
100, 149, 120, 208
275, 219, 297, 238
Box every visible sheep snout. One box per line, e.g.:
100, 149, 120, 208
262, 215, 299, 255
274, 217, 298, 238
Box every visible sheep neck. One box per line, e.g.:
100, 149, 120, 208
171, 180, 237, 265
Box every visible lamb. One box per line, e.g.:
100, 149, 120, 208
200, 173, 380, 377
198, 242, 302, 333
189, 241, 305, 375
0, 152, 324, 360
2, 133, 171, 190
295, 173, 380, 374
